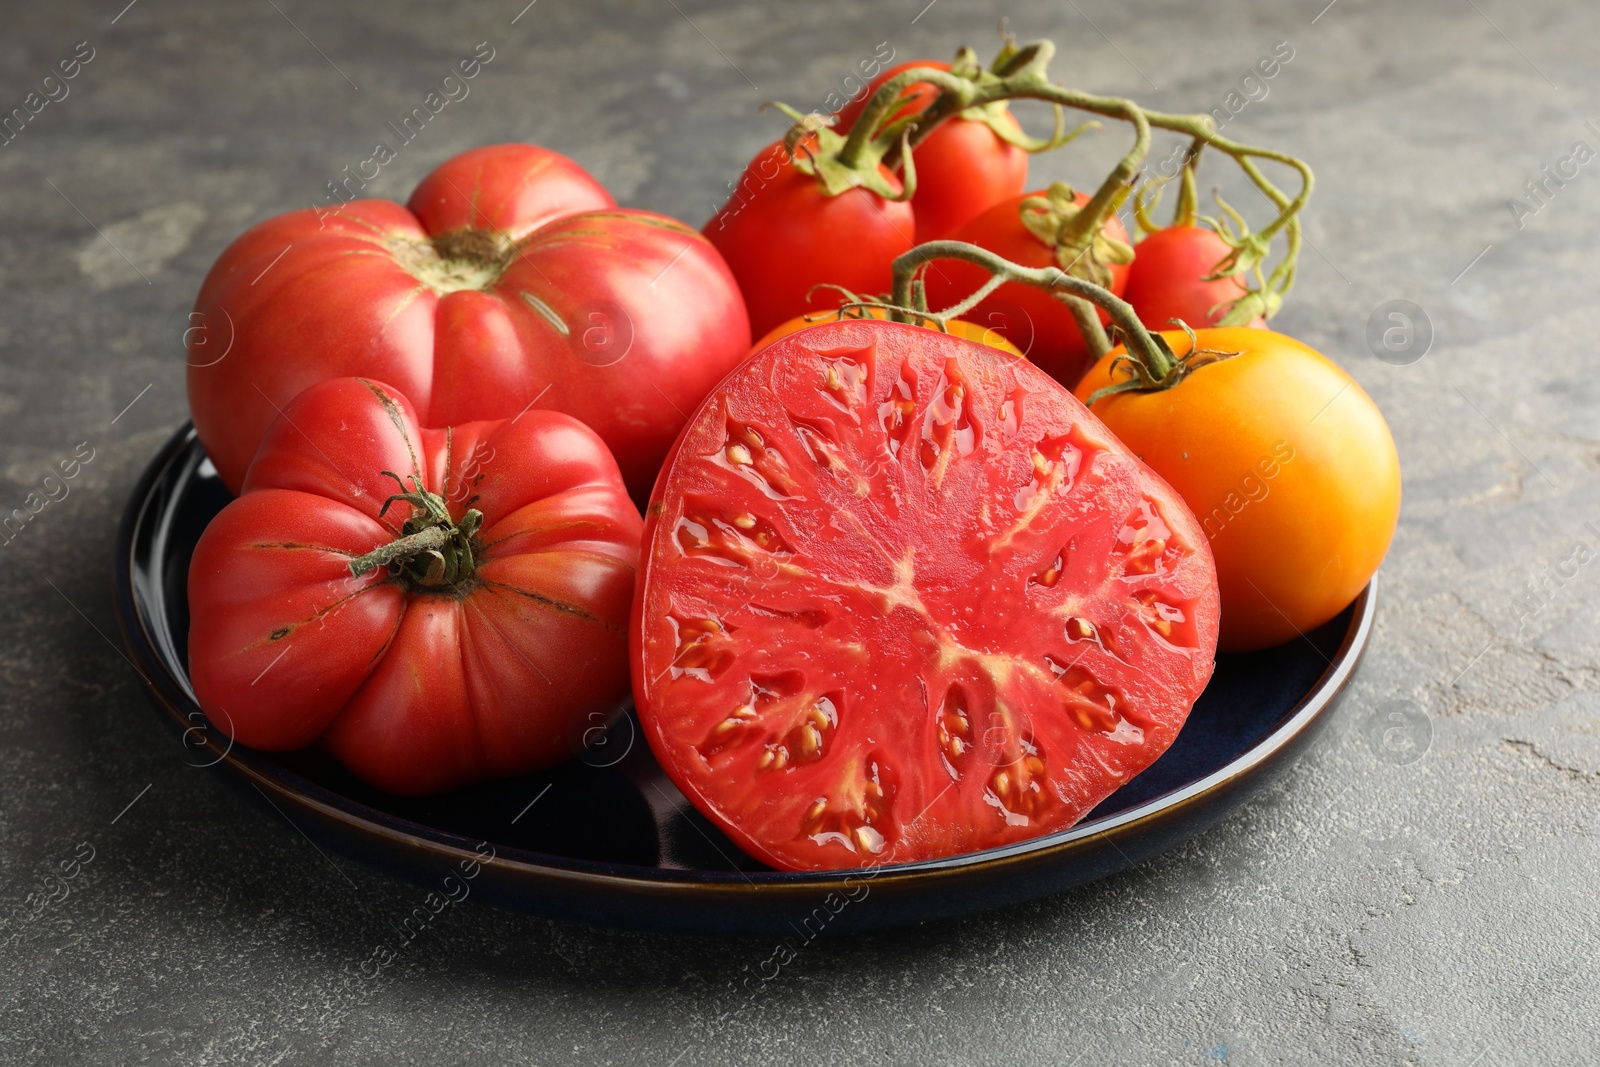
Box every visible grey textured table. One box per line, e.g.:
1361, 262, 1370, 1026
1, 0, 1594, 1063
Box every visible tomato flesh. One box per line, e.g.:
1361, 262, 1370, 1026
632, 321, 1219, 871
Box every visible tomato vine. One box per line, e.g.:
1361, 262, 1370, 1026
768, 37, 1314, 341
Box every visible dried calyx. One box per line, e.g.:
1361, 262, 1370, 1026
348, 472, 483, 589
389, 228, 514, 295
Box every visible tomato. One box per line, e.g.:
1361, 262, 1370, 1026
187, 377, 642, 795
188, 143, 750, 501
923, 188, 1133, 389
1123, 225, 1262, 330
704, 135, 913, 340
752, 306, 1024, 358
1075, 327, 1400, 652
834, 60, 1029, 243
631, 320, 1219, 871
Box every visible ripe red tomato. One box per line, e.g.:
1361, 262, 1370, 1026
703, 134, 914, 340
834, 60, 1028, 242
751, 306, 1024, 358
632, 320, 1219, 871
923, 188, 1133, 389
187, 376, 642, 795
1123, 225, 1261, 330
188, 143, 750, 501
1075, 328, 1400, 651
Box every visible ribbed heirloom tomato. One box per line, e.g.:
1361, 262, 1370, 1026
188, 143, 750, 500
187, 377, 642, 795
631, 320, 1219, 871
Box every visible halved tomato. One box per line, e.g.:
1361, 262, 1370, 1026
631, 320, 1219, 871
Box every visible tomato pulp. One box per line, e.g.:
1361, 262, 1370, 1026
188, 377, 642, 795
188, 143, 749, 500
632, 321, 1219, 871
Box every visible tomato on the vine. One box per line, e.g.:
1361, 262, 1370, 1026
632, 320, 1219, 871
1123, 225, 1262, 330
704, 134, 914, 339
188, 377, 643, 795
188, 143, 749, 501
924, 186, 1133, 389
752, 306, 1023, 358
834, 59, 1029, 243
1075, 327, 1399, 652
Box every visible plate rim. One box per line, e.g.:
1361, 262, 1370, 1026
116, 423, 1375, 898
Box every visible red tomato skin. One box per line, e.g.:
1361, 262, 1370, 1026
834, 60, 1028, 244
631, 320, 1219, 871
907, 115, 1029, 242
188, 377, 643, 795
703, 138, 915, 340
187, 143, 750, 501
923, 191, 1132, 390
407, 142, 616, 238
1123, 225, 1261, 331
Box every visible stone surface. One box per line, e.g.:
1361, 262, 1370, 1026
1, 0, 1596, 1063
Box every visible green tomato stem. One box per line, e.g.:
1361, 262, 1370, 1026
888, 240, 1172, 380
348, 524, 450, 579
347, 472, 483, 588
1174, 143, 1203, 228
1061, 295, 1113, 362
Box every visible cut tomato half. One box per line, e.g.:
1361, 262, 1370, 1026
631, 320, 1219, 872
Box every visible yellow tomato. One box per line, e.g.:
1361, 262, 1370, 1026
1075, 327, 1400, 652
752, 306, 1024, 357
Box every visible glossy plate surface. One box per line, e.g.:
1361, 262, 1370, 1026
115, 426, 1374, 934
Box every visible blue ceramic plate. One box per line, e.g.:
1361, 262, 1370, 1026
116, 426, 1374, 935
